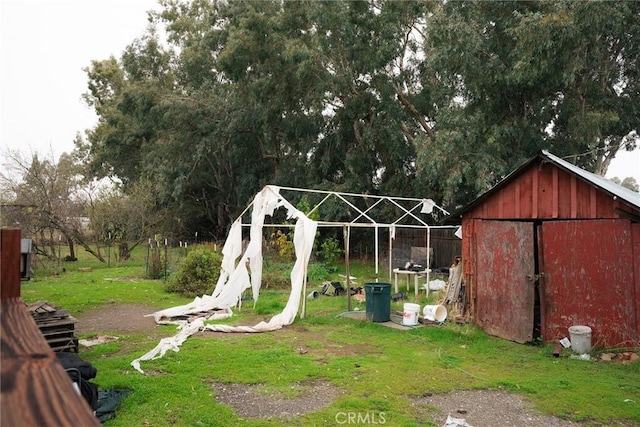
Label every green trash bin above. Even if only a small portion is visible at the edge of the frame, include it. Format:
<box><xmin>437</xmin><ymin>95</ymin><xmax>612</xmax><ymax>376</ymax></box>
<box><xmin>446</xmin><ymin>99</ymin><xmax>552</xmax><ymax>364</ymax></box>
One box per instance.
<box><xmin>364</xmin><ymin>283</ymin><xmax>391</xmax><ymax>322</ymax></box>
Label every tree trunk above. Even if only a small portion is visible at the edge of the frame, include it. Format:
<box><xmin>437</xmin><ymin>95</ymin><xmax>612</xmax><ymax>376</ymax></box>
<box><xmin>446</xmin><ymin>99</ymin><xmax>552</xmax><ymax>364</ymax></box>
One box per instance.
<box><xmin>68</xmin><ymin>239</ymin><xmax>76</xmax><ymax>261</ymax></box>
<box><xmin>119</xmin><ymin>242</ymin><xmax>131</xmax><ymax>261</ymax></box>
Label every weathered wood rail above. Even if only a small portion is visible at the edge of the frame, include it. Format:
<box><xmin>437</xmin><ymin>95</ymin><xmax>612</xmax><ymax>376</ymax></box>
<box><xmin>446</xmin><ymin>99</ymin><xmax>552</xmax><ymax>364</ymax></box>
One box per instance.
<box><xmin>1</xmin><ymin>228</ymin><xmax>100</xmax><ymax>426</ymax></box>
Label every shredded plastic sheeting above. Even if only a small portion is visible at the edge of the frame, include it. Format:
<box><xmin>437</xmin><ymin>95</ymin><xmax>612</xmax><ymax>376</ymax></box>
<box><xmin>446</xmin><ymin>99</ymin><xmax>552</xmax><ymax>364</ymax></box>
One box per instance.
<box><xmin>444</xmin><ymin>415</ymin><xmax>474</xmax><ymax>427</ymax></box>
<box><xmin>131</xmin><ymin>186</ymin><xmax>317</xmax><ymax>373</ymax></box>
<box><xmin>427</xmin><ymin>279</ymin><xmax>446</xmax><ymax>291</ymax></box>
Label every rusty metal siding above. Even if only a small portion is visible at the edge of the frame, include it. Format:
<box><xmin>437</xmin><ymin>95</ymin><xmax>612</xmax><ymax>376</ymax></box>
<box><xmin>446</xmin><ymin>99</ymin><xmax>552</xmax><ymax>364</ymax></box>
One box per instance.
<box><xmin>474</xmin><ymin>220</ymin><xmax>535</xmax><ymax>343</ymax></box>
<box><xmin>539</xmin><ymin>219</ymin><xmax>637</xmax><ymax>347</ymax></box>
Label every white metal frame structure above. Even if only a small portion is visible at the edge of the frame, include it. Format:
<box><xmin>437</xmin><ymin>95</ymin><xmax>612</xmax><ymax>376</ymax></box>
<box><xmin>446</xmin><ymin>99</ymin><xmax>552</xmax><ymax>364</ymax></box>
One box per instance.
<box><xmin>237</xmin><ymin>185</ymin><xmax>455</xmax><ymax>308</ymax></box>
<box><xmin>131</xmin><ymin>185</ymin><xmax>457</xmax><ymax>373</ymax></box>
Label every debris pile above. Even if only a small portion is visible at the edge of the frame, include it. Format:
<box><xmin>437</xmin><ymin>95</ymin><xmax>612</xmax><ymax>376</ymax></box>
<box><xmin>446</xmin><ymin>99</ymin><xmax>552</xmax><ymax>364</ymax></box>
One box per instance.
<box><xmin>27</xmin><ymin>301</ymin><xmax>78</xmax><ymax>353</ymax></box>
<box><xmin>599</xmin><ymin>352</ymin><xmax>639</xmax><ymax>364</ymax></box>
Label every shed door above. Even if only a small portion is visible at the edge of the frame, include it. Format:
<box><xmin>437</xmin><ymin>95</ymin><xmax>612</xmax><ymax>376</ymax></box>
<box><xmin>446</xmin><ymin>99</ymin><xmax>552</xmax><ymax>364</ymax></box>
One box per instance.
<box><xmin>539</xmin><ymin>219</ymin><xmax>636</xmax><ymax>346</ymax></box>
<box><xmin>475</xmin><ymin>220</ymin><xmax>535</xmax><ymax>343</ymax></box>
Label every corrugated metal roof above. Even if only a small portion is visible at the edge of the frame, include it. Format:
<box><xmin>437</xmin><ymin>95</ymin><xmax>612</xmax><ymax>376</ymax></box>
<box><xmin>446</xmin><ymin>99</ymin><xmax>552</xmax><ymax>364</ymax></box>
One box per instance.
<box><xmin>444</xmin><ymin>150</ymin><xmax>640</xmax><ymax>222</ymax></box>
<box><xmin>540</xmin><ymin>150</ymin><xmax>640</xmax><ymax>211</ymax></box>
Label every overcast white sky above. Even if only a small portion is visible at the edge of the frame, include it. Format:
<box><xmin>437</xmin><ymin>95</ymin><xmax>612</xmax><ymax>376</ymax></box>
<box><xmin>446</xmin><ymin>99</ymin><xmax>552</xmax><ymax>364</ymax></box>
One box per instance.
<box><xmin>1</xmin><ymin>0</ymin><xmax>639</xmax><ymax>182</ymax></box>
<box><xmin>1</xmin><ymin>0</ymin><xmax>158</xmax><ymax>157</ymax></box>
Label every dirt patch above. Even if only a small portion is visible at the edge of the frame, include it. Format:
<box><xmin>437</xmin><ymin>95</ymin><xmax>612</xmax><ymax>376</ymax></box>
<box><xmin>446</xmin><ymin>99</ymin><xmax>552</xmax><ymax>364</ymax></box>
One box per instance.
<box><xmin>211</xmin><ymin>380</ymin><xmax>341</xmax><ymax>419</ymax></box>
<box><xmin>412</xmin><ymin>389</ymin><xmax>579</xmax><ymax>426</ymax></box>
<box><xmin>74</xmin><ymin>303</ymin><xmax>161</xmax><ymax>336</ymax></box>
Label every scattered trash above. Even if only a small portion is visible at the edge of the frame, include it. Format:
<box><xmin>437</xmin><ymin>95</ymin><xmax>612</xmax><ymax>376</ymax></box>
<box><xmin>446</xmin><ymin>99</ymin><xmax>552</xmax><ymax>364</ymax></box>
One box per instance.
<box><xmin>569</xmin><ymin>354</ymin><xmax>591</xmax><ymax>361</ymax></box>
<box><xmin>391</xmin><ymin>291</ymin><xmax>407</xmax><ymax>301</ymax></box>
<box><xmin>307</xmin><ymin>291</ymin><xmax>319</xmax><ymax>299</ymax></box>
<box><xmin>559</xmin><ymin>337</ymin><xmax>571</xmax><ymax>348</ymax></box>
<box><xmin>79</xmin><ymin>335</ymin><xmax>120</xmax><ymax>347</ymax></box>
<box><xmin>423</xmin><ymin>304</ymin><xmax>447</xmax><ymax>322</ymax></box>
<box><xmin>599</xmin><ymin>352</ymin><xmax>639</xmax><ymax>364</ymax></box>
<box><xmin>568</xmin><ymin>325</ymin><xmax>592</xmax><ymax>354</ymax></box>
<box><xmin>444</xmin><ymin>414</ymin><xmax>474</xmax><ymax>427</ymax></box>
<box><xmin>428</xmin><ymin>279</ymin><xmax>446</xmax><ymax>291</ymax></box>
<box><xmin>321</xmin><ymin>281</ymin><xmax>345</xmax><ymax>296</ymax></box>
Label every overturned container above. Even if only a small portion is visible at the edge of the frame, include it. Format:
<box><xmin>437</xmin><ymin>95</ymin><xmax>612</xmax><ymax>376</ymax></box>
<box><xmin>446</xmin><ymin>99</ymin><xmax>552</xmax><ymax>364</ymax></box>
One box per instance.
<box><xmin>423</xmin><ymin>304</ymin><xmax>447</xmax><ymax>322</ymax></box>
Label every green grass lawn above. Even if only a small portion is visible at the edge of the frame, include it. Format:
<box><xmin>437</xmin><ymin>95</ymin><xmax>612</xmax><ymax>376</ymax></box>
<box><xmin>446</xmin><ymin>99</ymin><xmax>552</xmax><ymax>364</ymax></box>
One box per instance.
<box><xmin>20</xmin><ymin>249</ymin><xmax>640</xmax><ymax>426</ymax></box>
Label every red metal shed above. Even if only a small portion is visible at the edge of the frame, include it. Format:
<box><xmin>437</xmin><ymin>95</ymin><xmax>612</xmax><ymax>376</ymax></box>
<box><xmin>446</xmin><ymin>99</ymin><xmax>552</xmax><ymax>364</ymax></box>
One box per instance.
<box><xmin>449</xmin><ymin>151</ymin><xmax>640</xmax><ymax>348</ymax></box>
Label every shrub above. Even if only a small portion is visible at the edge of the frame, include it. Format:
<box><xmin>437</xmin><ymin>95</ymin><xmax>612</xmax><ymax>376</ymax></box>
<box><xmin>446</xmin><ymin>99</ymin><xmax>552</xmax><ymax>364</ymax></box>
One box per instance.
<box><xmin>260</xmin><ymin>261</ymin><xmax>336</xmax><ymax>290</ymax></box>
<box><xmin>307</xmin><ymin>262</ymin><xmax>336</xmax><ymax>283</ymax></box>
<box><xmin>318</xmin><ymin>237</ymin><xmax>343</xmax><ymax>265</ymax></box>
<box><xmin>261</xmin><ymin>261</ymin><xmax>293</xmax><ymax>289</ymax></box>
<box><xmin>269</xmin><ymin>229</ymin><xmax>295</xmax><ymax>260</ymax></box>
<box><xmin>165</xmin><ymin>247</ymin><xmax>222</xmax><ymax>297</ymax></box>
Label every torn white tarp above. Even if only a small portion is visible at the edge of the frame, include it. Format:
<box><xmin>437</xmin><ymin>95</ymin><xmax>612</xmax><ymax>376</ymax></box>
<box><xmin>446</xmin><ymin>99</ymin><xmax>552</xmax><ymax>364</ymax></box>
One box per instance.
<box><xmin>131</xmin><ymin>185</ymin><xmax>318</xmax><ymax>373</ymax></box>
<box><xmin>444</xmin><ymin>415</ymin><xmax>474</xmax><ymax>427</ymax></box>
<box><xmin>211</xmin><ymin>219</ymin><xmax>242</xmax><ymax>298</ymax></box>
<box><xmin>131</xmin><ymin>318</ymin><xmax>205</xmax><ymax>373</ymax></box>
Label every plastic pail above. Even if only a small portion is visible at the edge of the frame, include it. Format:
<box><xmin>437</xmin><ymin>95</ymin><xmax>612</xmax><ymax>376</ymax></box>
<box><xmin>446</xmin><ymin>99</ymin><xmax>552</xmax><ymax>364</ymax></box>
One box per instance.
<box><xmin>364</xmin><ymin>283</ymin><xmax>391</xmax><ymax>322</ymax></box>
<box><xmin>402</xmin><ymin>303</ymin><xmax>420</xmax><ymax>326</ymax></box>
<box><xmin>423</xmin><ymin>304</ymin><xmax>447</xmax><ymax>322</ymax></box>
<box><xmin>568</xmin><ymin>325</ymin><xmax>592</xmax><ymax>354</ymax></box>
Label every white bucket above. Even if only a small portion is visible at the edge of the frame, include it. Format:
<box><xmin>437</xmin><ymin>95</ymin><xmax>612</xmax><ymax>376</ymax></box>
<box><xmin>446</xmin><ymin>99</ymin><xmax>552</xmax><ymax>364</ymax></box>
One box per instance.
<box><xmin>402</xmin><ymin>303</ymin><xmax>420</xmax><ymax>326</ymax></box>
<box><xmin>568</xmin><ymin>325</ymin><xmax>592</xmax><ymax>354</ymax></box>
<box><xmin>423</xmin><ymin>304</ymin><xmax>447</xmax><ymax>322</ymax></box>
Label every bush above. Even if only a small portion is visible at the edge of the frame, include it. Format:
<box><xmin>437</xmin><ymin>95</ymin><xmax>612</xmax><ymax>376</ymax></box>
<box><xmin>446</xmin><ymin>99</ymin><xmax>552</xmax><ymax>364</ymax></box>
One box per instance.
<box><xmin>261</xmin><ymin>261</ymin><xmax>293</xmax><ymax>289</ymax></box>
<box><xmin>307</xmin><ymin>262</ymin><xmax>336</xmax><ymax>282</ymax></box>
<box><xmin>165</xmin><ymin>247</ymin><xmax>222</xmax><ymax>297</ymax></box>
<box><xmin>318</xmin><ymin>237</ymin><xmax>343</xmax><ymax>265</ymax></box>
<box><xmin>260</xmin><ymin>261</ymin><xmax>336</xmax><ymax>290</ymax></box>
<box><xmin>269</xmin><ymin>229</ymin><xmax>295</xmax><ymax>261</ymax></box>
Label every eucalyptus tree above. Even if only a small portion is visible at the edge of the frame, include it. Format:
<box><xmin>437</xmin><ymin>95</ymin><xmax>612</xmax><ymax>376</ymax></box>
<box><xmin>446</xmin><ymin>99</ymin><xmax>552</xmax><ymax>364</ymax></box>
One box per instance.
<box><xmin>303</xmin><ymin>0</ymin><xmax>436</xmax><ymax>198</ymax></box>
<box><xmin>418</xmin><ymin>0</ymin><xmax>640</xmax><ymax>207</ymax></box>
<box><xmin>81</xmin><ymin>0</ymin><xmax>439</xmax><ymax>237</ymax></box>
<box><xmin>82</xmin><ymin>0</ymin><xmax>640</xmax><ymax>236</ymax></box>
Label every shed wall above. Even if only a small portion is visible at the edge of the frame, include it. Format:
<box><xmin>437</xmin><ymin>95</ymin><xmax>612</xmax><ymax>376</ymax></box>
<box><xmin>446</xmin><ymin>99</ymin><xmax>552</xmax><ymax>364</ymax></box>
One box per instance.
<box><xmin>539</xmin><ymin>219</ymin><xmax>638</xmax><ymax>347</ymax></box>
<box><xmin>468</xmin><ymin>163</ymin><xmax>637</xmax><ymax>220</ymax></box>
<box><xmin>460</xmin><ymin>161</ymin><xmax>640</xmax><ymax>347</ymax></box>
